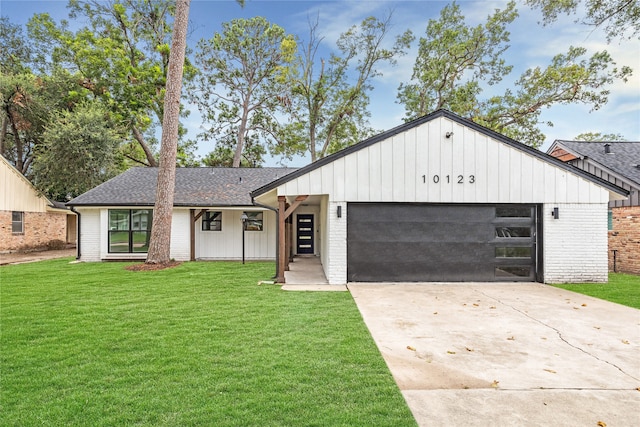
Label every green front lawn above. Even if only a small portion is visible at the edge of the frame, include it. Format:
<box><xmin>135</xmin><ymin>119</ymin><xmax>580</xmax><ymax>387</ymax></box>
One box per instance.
<box><xmin>1</xmin><ymin>259</ymin><xmax>416</xmax><ymax>426</ymax></box>
<box><xmin>553</xmin><ymin>273</ymin><xmax>640</xmax><ymax>309</ymax></box>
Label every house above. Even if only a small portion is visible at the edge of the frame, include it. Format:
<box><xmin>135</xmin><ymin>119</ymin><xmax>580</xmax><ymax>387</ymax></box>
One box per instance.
<box><xmin>66</xmin><ymin>167</ymin><xmax>296</xmax><ymax>262</ymax></box>
<box><xmin>251</xmin><ymin>110</ymin><xmax>627</xmax><ymax>284</ymax></box>
<box><xmin>68</xmin><ymin>110</ymin><xmax>628</xmax><ymax>284</ymax></box>
<box><xmin>548</xmin><ymin>141</ymin><xmax>639</xmax><ymax>274</ymax></box>
<box><xmin>1</xmin><ymin>155</ymin><xmax>76</xmax><ymax>252</ymax></box>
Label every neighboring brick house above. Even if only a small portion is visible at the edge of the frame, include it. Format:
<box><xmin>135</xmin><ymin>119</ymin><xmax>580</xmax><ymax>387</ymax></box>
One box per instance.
<box><xmin>548</xmin><ymin>141</ymin><xmax>640</xmax><ymax>274</ymax></box>
<box><xmin>0</xmin><ymin>155</ymin><xmax>76</xmax><ymax>252</ymax></box>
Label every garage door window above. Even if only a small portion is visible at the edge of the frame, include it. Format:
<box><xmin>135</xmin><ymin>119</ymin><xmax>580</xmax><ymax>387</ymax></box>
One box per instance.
<box><xmin>495</xmin><ymin>247</ymin><xmax>532</xmax><ymax>258</ymax></box>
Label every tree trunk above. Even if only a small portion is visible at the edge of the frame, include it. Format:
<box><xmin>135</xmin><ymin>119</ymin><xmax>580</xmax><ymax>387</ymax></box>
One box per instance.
<box><xmin>145</xmin><ymin>0</ymin><xmax>190</xmax><ymax>264</ymax></box>
<box><xmin>0</xmin><ymin>113</ymin><xmax>7</xmax><ymax>157</ymax></box>
<box><xmin>132</xmin><ymin>125</ymin><xmax>158</xmax><ymax>167</ymax></box>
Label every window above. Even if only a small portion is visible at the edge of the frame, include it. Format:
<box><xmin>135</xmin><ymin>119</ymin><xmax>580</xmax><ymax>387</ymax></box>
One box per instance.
<box><xmin>12</xmin><ymin>211</ymin><xmax>24</xmax><ymax>234</ymax></box>
<box><xmin>202</xmin><ymin>211</ymin><xmax>222</xmax><ymax>231</ymax></box>
<box><xmin>243</xmin><ymin>211</ymin><xmax>263</xmax><ymax>231</ymax></box>
<box><xmin>108</xmin><ymin>209</ymin><xmax>152</xmax><ymax>253</ymax></box>
<box><xmin>608</xmin><ymin>210</ymin><xmax>613</xmax><ymax>231</ymax></box>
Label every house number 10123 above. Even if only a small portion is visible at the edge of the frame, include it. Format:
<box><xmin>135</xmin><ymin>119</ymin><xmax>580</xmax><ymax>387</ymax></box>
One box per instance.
<box><xmin>422</xmin><ymin>175</ymin><xmax>475</xmax><ymax>184</ymax></box>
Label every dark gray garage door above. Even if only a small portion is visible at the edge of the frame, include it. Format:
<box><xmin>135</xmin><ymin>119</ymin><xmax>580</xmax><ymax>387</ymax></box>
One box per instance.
<box><xmin>347</xmin><ymin>203</ymin><xmax>540</xmax><ymax>282</ymax></box>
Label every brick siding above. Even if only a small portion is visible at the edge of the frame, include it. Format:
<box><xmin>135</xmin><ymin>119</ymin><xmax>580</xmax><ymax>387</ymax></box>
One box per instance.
<box><xmin>543</xmin><ymin>203</ymin><xmax>609</xmax><ymax>283</ymax></box>
<box><xmin>609</xmin><ymin>206</ymin><xmax>640</xmax><ymax>275</ymax></box>
<box><xmin>0</xmin><ymin>210</ymin><xmax>67</xmax><ymax>252</ymax></box>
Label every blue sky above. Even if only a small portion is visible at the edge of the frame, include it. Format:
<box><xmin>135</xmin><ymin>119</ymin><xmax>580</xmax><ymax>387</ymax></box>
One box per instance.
<box><xmin>2</xmin><ymin>0</ymin><xmax>639</xmax><ymax>166</ymax></box>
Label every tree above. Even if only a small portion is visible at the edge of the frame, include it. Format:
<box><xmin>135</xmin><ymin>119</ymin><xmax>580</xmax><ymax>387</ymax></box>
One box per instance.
<box><xmin>190</xmin><ymin>17</ymin><xmax>295</xmax><ymax>167</ymax></box>
<box><xmin>145</xmin><ymin>0</ymin><xmax>190</xmax><ymax>265</ymax></box>
<box><xmin>574</xmin><ymin>132</ymin><xmax>626</xmax><ymax>141</ymax></box>
<box><xmin>398</xmin><ymin>1</ymin><xmax>632</xmax><ymax>148</ymax></box>
<box><xmin>31</xmin><ymin>101</ymin><xmax>123</xmax><ymax>200</ymax></box>
<box><xmin>277</xmin><ymin>14</ymin><xmax>413</xmax><ymax>162</ymax></box>
<box><xmin>526</xmin><ymin>0</ymin><xmax>640</xmax><ymax>42</ymax></box>
<box><xmin>202</xmin><ymin>132</ymin><xmax>266</xmax><ymax>167</ymax></box>
<box><xmin>28</xmin><ymin>0</ymin><xmax>198</xmax><ymax>167</ymax></box>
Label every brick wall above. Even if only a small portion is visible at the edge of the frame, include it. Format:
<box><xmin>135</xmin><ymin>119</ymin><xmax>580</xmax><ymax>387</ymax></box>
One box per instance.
<box><xmin>326</xmin><ymin>201</ymin><xmax>347</xmax><ymax>285</ymax></box>
<box><xmin>543</xmin><ymin>203</ymin><xmax>609</xmax><ymax>283</ymax></box>
<box><xmin>0</xmin><ymin>210</ymin><xmax>67</xmax><ymax>252</ymax></box>
<box><xmin>609</xmin><ymin>206</ymin><xmax>640</xmax><ymax>275</ymax></box>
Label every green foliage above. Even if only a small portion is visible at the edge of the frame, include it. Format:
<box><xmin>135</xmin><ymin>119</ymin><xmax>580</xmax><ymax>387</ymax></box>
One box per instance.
<box><xmin>574</xmin><ymin>131</ymin><xmax>626</xmax><ymax>141</ymax></box>
<box><xmin>31</xmin><ymin>101</ymin><xmax>124</xmax><ymax>200</ymax></box>
<box><xmin>279</xmin><ymin>14</ymin><xmax>412</xmax><ymax>162</ymax></box>
<box><xmin>190</xmin><ymin>17</ymin><xmax>295</xmax><ymax>168</ymax></box>
<box><xmin>398</xmin><ymin>1</ymin><xmax>633</xmax><ymax>148</ymax></box>
<box><xmin>27</xmin><ymin>0</ymin><xmax>199</xmax><ymax>167</ymax></box>
<box><xmin>202</xmin><ymin>132</ymin><xmax>266</xmax><ymax>167</ymax></box>
<box><xmin>398</xmin><ymin>2</ymin><xmax>517</xmax><ymax>117</ymax></box>
<box><xmin>0</xmin><ymin>260</ymin><xmax>416</xmax><ymax>426</ymax></box>
<box><xmin>526</xmin><ymin>0</ymin><xmax>640</xmax><ymax>42</ymax></box>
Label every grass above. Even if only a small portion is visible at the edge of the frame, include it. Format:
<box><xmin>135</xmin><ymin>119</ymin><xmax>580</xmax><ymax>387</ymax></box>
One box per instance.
<box><xmin>1</xmin><ymin>259</ymin><xmax>416</xmax><ymax>426</ymax></box>
<box><xmin>553</xmin><ymin>273</ymin><xmax>640</xmax><ymax>309</ymax></box>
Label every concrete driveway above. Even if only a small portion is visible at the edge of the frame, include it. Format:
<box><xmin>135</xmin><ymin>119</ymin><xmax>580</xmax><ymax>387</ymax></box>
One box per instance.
<box><xmin>349</xmin><ymin>283</ymin><xmax>640</xmax><ymax>427</ymax></box>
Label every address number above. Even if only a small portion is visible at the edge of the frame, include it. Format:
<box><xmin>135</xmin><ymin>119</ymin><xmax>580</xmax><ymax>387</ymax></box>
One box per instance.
<box><xmin>422</xmin><ymin>175</ymin><xmax>475</xmax><ymax>184</ymax></box>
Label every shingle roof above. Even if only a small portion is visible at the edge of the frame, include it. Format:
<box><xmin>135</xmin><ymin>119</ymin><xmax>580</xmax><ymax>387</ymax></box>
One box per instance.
<box><xmin>67</xmin><ymin>167</ymin><xmax>297</xmax><ymax>207</ymax></box>
<box><xmin>553</xmin><ymin>141</ymin><xmax>640</xmax><ymax>187</ymax></box>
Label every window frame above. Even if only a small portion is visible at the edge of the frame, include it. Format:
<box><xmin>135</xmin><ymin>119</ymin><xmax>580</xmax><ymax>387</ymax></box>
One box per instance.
<box><xmin>243</xmin><ymin>211</ymin><xmax>264</xmax><ymax>232</ymax></box>
<box><xmin>108</xmin><ymin>209</ymin><xmax>153</xmax><ymax>254</ymax></box>
<box><xmin>202</xmin><ymin>211</ymin><xmax>222</xmax><ymax>231</ymax></box>
<box><xmin>11</xmin><ymin>211</ymin><xmax>24</xmax><ymax>234</ymax></box>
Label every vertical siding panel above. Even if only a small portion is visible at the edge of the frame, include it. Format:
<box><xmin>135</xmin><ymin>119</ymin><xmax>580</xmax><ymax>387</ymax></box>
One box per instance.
<box><xmin>357</xmin><ymin>149</ymin><xmax>369</xmax><ymax>201</ymax></box>
<box><xmin>309</xmin><ymin>168</ymin><xmax>322</xmax><ymax>194</ymax></box>
<box><xmin>555</xmin><ymin>168</ymin><xmax>567</xmax><ymax>203</ymax></box>
<box><xmin>369</xmin><ymin>143</ymin><xmax>382</xmax><ymax>201</ymax></box>
<box><xmin>392</xmin><ymin>135</ymin><xmax>405</xmax><ymax>201</ymax></box>
<box><xmin>380</xmin><ymin>139</ymin><xmax>394</xmax><ymax>201</ymax></box>
<box><xmin>333</xmin><ymin>158</ymin><xmax>345</xmax><ymax>200</ymax></box>
<box><xmin>486</xmin><ymin>136</ymin><xmax>499</xmax><ymax>202</ymax></box>
<box><xmin>415</xmin><ymin>124</ymin><xmax>429</xmax><ymax>202</ymax></box>
<box><xmin>473</xmin><ymin>133</ymin><xmax>488</xmax><ymax>202</ymax></box>
<box><xmin>440</xmin><ymin>122</ymin><xmax>454</xmax><ymax>203</ymax></box>
<box><xmin>520</xmin><ymin>154</ymin><xmax>534</xmax><ymax>201</ymax></box>
<box><xmin>498</xmin><ymin>143</ymin><xmax>511</xmax><ymax>202</ymax></box>
<box><xmin>544</xmin><ymin>163</ymin><xmax>556</xmax><ymax>202</ymax></box>
<box><xmin>510</xmin><ymin>151</ymin><xmax>522</xmax><ymax>202</ymax></box>
<box><xmin>455</xmin><ymin>128</ymin><xmax>477</xmax><ymax>202</ymax></box>
<box><xmin>344</xmin><ymin>152</ymin><xmax>359</xmax><ymax>201</ymax></box>
<box><xmin>427</xmin><ymin>120</ymin><xmax>441</xmax><ymax>202</ymax></box>
<box><xmin>531</xmin><ymin>154</ymin><xmax>545</xmax><ymax>202</ymax></box>
<box><xmin>404</xmin><ymin>128</ymin><xmax>417</xmax><ymax>202</ymax></box>
<box><xmin>321</xmin><ymin>163</ymin><xmax>334</xmax><ymax>199</ymax></box>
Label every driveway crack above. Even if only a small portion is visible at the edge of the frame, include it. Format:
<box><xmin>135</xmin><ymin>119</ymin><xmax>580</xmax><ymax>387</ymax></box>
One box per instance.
<box><xmin>475</xmin><ymin>289</ymin><xmax>639</xmax><ymax>382</ymax></box>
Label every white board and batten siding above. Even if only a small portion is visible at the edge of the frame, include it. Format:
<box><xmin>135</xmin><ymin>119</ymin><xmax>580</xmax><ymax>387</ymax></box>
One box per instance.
<box><xmin>279</xmin><ymin>117</ymin><xmax>611</xmax><ymax>205</ymax></box>
<box><xmin>77</xmin><ymin>207</ymin><xmax>276</xmax><ymax>262</ymax></box>
<box><xmin>274</xmin><ymin>115</ymin><xmax>618</xmax><ymax>284</ymax></box>
<box><xmin>196</xmin><ymin>209</ymin><xmax>276</xmax><ymax>260</ymax></box>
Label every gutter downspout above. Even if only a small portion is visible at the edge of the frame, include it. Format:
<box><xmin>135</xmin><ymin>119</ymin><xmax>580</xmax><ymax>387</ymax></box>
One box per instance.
<box><xmin>251</xmin><ymin>198</ymin><xmax>279</xmax><ymax>280</ymax></box>
<box><xmin>69</xmin><ymin>206</ymin><xmax>81</xmax><ymax>260</ymax></box>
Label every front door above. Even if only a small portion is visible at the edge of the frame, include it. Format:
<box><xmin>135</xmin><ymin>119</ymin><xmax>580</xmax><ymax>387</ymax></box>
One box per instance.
<box><xmin>296</xmin><ymin>214</ymin><xmax>314</xmax><ymax>254</ymax></box>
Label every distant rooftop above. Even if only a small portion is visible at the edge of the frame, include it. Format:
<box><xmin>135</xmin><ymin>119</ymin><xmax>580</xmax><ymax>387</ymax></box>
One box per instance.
<box><xmin>552</xmin><ymin>141</ymin><xmax>640</xmax><ymax>187</ymax></box>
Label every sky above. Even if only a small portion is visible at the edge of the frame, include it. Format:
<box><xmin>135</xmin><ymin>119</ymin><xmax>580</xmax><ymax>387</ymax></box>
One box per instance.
<box><xmin>2</xmin><ymin>0</ymin><xmax>639</xmax><ymax>167</ymax></box>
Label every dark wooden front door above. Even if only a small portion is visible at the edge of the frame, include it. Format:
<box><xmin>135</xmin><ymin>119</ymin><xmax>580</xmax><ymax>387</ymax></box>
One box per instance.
<box><xmin>296</xmin><ymin>214</ymin><xmax>314</xmax><ymax>254</ymax></box>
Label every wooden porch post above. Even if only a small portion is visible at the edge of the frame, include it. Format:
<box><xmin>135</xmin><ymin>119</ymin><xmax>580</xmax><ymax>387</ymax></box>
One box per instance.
<box><xmin>277</xmin><ymin>196</ymin><xmax>287</xmax><ymax>283</ymax></box>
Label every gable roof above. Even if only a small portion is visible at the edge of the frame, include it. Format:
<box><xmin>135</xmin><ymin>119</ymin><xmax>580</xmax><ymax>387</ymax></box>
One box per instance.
<box><xmin>549</xmin><ymin>140</ymin><xmax>640</xmax><ymax>187</ymax></box>
<box><xmin>67</xmin><ymin>167</ymin><xmax>297</xmax><ymax>207</ymax></box>
<box><xmin>251</xmin><ymin>109</ymin><xmax>629</xmax><ymax>198</ymax></box>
